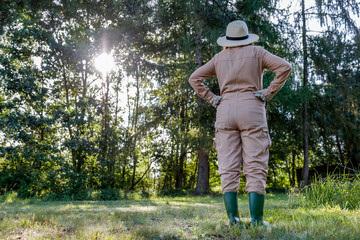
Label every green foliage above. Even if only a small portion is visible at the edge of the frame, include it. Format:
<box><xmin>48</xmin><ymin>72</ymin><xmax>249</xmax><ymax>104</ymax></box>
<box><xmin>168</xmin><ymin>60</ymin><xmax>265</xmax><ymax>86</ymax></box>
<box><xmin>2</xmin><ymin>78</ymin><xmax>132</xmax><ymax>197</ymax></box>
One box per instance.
<box><xmin>0</xmin><ymin>0</ymin><xmax>359</xmax><ymax>199</ymax></box>
<box><xmin>289</xmin><ymin>174</ymin><xmax>360</xmax><ymax>210</ymax></box>
<box><xmin>5</xmin><ymin>189</ymin><xmax>155</xmax><ymax>202</ymax></box>
<box><xmin>0</xmin><ymin>191</ymin><xmax>19</xmax><ymax>203</ymax></box>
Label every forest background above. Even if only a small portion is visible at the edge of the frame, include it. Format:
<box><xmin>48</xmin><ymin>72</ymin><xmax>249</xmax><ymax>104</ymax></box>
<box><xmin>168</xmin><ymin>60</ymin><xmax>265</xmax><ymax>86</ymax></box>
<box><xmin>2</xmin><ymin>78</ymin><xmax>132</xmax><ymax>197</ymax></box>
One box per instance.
<box><xmin>0</xmin><ymin>0</ymin><xmax>359</xmax><ymax>200</ymax></box>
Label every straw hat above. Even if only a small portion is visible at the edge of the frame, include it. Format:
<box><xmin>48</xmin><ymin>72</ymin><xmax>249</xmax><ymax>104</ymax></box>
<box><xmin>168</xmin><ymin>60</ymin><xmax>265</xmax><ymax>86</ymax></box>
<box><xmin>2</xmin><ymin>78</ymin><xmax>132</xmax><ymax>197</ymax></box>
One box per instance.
<box><xmin>217</xmin><ymin>20</ymin><xmax>259</xmax><ymax>47</ymax></box>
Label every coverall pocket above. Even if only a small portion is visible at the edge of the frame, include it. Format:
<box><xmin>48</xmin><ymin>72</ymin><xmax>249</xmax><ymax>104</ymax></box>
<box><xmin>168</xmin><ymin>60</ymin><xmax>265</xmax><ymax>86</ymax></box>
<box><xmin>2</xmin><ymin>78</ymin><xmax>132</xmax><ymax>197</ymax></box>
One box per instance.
<box><xmin>213</xmin><ymin>128</ymin><xmax>222</xmax><ymax>152</ymax></box>
<box><xmin>215</xmin><ymin>101</ymin><xmax>229</xmax><ymax>129</ymax></box>
<box><xmin>213</xmin><ymin>129</ymin><xmax>218</xmax><ymax>152</ymax></box>
<box><xmin>263</xmin><ymin>128</ymin><xmax>271</xmax><ymax>149</ymax></box>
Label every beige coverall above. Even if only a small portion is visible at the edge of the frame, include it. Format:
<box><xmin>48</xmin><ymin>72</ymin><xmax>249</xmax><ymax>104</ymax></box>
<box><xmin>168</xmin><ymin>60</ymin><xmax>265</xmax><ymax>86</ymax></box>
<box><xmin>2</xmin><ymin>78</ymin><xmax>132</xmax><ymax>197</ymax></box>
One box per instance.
<box><xmin>188</xmin><ymin>45</ymin><xmax>291</xmax><ymax>195</ymax></box>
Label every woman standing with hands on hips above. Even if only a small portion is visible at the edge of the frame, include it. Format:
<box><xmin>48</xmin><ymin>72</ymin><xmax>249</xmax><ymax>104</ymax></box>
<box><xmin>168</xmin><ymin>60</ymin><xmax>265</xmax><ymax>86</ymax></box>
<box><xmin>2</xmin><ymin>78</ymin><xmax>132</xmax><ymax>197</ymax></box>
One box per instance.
<box><xmin>188</xmin><ymin>20</ymin><xmax>291</xmax><ymax>227</ymax></box>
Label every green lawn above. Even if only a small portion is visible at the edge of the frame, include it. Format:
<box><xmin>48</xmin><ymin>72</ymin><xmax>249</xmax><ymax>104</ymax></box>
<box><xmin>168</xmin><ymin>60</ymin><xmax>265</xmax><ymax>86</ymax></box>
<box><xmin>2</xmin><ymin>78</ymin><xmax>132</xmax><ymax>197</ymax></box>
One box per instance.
<box><xmin>0</xmin><ymin>194</ymin><xmax>359</xmax><ymax>239</ymax></box>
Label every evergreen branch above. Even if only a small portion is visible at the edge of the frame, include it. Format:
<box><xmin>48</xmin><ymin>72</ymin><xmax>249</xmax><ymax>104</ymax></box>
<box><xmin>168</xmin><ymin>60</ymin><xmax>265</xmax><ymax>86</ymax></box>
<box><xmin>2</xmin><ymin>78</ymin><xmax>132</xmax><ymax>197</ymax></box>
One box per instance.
<box><xmin>212</xmin><ymin>0</ymin><xmax>234</xmax><ymax>21</ymax></box>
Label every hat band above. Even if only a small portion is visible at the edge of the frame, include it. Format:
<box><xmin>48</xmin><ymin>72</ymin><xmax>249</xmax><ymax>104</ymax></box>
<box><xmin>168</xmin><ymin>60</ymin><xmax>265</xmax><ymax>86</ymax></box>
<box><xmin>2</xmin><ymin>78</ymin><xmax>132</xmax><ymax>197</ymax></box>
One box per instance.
<box><xmin>226</xmin><ymin>35</ymin><xmax>249</xmax><ymax>41</ymax></box>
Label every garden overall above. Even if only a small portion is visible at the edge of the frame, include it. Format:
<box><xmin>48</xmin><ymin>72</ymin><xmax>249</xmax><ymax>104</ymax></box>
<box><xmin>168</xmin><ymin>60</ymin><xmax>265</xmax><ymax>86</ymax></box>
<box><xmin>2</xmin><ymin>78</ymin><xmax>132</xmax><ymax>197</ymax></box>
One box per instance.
<box><xmin>188</xmin><ymin>20</ymin><xmax>291</xmax><ymax>226</ymax></box>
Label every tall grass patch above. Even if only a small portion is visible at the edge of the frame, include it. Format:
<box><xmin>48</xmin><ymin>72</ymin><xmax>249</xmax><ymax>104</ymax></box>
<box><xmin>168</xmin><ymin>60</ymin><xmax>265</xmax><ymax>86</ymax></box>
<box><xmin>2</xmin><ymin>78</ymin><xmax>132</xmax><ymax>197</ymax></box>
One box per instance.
<box><xmin>290</xmin><ymin>174</ymin><xmax>360</xmax><ymax>210</ymax></box>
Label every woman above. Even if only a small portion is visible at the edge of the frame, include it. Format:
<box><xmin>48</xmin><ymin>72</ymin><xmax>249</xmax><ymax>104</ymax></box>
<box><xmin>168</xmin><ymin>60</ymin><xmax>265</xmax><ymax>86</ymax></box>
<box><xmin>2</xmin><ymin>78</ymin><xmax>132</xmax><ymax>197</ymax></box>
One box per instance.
<box><xmin>188</xmin><ymin>20</ymin><xmax>291</xmax><ymax>226</ymax></box>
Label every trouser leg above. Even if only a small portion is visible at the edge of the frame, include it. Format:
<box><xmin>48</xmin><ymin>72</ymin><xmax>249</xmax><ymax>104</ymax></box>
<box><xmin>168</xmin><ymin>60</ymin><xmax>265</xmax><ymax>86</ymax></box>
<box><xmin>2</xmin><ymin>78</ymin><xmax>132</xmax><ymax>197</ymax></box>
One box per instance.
<box><xmin>214</xmin><ymin>128</ymin><xmax>242</xmax><ymax>194</ymax></box>
<box><xmin>241</xmin><ymin>127</ymin><xmax>271</xmax><ymax>195</ymax></box>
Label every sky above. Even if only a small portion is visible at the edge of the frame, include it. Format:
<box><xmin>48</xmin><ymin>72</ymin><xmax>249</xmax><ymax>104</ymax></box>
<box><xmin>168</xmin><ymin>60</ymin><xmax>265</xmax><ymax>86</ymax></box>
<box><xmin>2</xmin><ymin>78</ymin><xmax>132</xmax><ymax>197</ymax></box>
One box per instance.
<box><xmin>278</xmin><ymin>0</ymin><xmax>325</xmax><ymax>34</ymax></box>
<box><xmin>278</xmin><ymin>0</ymin><xmax>360</xmax><ymax>34</ymax></box>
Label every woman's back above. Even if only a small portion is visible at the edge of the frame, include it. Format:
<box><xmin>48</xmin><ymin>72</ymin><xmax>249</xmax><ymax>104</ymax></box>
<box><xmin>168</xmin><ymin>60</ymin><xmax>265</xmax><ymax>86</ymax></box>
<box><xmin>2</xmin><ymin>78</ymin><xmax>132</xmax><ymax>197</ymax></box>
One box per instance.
<box><xmin>189</xmin><ymin>44</ymin><xmax>291</xmax><ymax>104</ymax></box>
<box><xmin>214</xmin><ymin>45</ymin><xmax>265</xmax><ymax>95</ymax></box>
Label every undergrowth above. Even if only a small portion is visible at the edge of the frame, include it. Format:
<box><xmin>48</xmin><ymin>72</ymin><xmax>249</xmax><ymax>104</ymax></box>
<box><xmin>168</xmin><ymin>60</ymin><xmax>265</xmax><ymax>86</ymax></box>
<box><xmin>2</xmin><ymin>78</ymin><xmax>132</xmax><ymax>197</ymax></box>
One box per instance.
<box><xmin>289</xmin><ymin>174</ymin><xmax>360</xmax><ymax>210</ymax></box>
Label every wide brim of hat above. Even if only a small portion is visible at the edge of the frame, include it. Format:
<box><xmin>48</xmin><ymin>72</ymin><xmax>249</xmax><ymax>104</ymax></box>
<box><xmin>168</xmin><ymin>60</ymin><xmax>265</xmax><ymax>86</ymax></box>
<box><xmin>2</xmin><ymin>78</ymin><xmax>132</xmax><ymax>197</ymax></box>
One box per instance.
<box><xmin>217</xmin><ymin>34</ymin><xmax>259</xmax><ymax>47</ymax></box>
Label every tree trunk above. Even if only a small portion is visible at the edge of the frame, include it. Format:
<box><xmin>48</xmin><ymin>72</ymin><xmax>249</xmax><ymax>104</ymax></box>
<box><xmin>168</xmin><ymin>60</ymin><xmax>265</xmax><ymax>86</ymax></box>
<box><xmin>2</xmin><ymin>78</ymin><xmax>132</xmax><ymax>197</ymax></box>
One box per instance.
<box><xmin>302</xmin><ymin>0</ymin><xmax>310</xmax><ymax>187</ymax></box>
<box><xmin>193</xmin><ymin>32</ymin><xmax>210</xmax><ymax>194</ymax></box>
<box><xmin>130</xmin><ymin>66</ymin><xmax>140</xmax><ymax>190</ymax></box>
<box><xmin>99</xmin><ymin>73</ymin><xmax>112</xmax><ymax>189</ymax></box>
<box><xmin>176</xmin><ymin>150</ymin><xmax>185</xmax><ymax>189</ymax></box>
<box><xmin>131</xmin><ymin>162</ymin><xmax>153</xmax><ymax>189</ymax></box>
<box><xmin>175</xmin><ymin>102</ymin><xmax>187</xmax><ymax>189</ymax></box>
<box><xmin>336</xmin><ymin>134</ymin><xmax>345</xmax><ymax>166</ymax></box>
<box><xmin>195</xmin><ymin>147</ymin><xmax>209</xmax><ymax>194</ymax></box>
<box><xmin>285</xmin><ymin>154</ymin><xmax>292</xmax><ymax>187</ymax></box>
<box><xmin>291</xmin><ymin>150</ymin><xmax>296</xmax><ymax>187</ymax></box>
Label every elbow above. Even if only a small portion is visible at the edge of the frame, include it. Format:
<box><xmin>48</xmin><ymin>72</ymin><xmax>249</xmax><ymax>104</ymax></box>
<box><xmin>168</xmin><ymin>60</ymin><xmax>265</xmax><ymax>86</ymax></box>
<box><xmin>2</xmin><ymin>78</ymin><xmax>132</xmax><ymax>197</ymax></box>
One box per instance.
<box><xmin>188</xmin><ymin>76</ymin><xmax>193</xmax><ymax>85</ymax></box>
<box><xmin>281</xmin><ymin>61</ymin><xmax>292</xmax><ymax>78</ymax></box>
<box><xmin>188</xmin><ymin>78</ymin><xmax>194</xmax><ymax>89</ymax></box>
<box><xmin>286</xmin><ymin>62</ymin><xmax>292</xmax><ymax>74</ymax></box>
<box><xmin>188</xmin><ymin>73</ymin><xmax>197</xmax><ymax>87</ymax></box>
<box><xmin>188</xmin><ymin>73</ymin><xmax>194</xmax><ymax>84</ymax></box>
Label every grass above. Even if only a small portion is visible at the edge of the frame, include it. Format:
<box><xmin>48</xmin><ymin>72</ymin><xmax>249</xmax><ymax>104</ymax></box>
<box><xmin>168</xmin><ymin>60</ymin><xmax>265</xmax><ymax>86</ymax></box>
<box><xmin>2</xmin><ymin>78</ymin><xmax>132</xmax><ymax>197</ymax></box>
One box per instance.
<box><xmin>289</xmin><ymin>174</ymin><xmax>360</xmax><ymax>210</ymax></box>
<box><xmin>0</xmin><ymin>193</ymin><xmax>359</xmax><ymax>239</ymax></box>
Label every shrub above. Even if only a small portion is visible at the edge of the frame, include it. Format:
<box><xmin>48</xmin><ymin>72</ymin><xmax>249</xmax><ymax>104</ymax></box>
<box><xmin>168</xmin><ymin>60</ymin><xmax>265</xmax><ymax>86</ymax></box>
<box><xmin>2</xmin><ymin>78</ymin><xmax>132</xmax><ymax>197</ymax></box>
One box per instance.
<box><xmin>99</xmin><ymin>188</ymin><xmax>122</xmax><ymax>200</ymax></box>
<box><xmin>157</xmin><ymin>189</ymin><xmax>194</xmax><ymax>197</ymax></box>
<box><xmin>0</xmin><ymin>191</ymin><xmax>19</xmax><ymax>203</ymax></box>
<box><xmin>39</xmin><ymin>189</ymin><xmax>154</xmax><ymax>201</ymax></box>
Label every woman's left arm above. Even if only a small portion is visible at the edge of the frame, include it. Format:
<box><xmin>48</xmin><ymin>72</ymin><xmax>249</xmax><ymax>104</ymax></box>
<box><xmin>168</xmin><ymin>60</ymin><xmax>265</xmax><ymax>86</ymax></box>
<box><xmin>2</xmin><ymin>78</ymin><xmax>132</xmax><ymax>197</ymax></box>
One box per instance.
<box><xmin>260</xmin><ymin>49</ymin><xmax>292</xmax><ymax>101</ymax></box>
<box><xmin>188</xmin><ymin>57</ymin><xmax>218</xmax><ymax>106</ymax></box>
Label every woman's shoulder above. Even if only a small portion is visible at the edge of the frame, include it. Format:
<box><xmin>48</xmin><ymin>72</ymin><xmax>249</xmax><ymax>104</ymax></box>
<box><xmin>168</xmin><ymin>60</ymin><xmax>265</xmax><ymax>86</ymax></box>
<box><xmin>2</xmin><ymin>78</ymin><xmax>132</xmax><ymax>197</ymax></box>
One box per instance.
<box><xmin>213</xmin><ymin>45</ymin><xmax>267</xmax><ymax>62</ymax></box>
<box><xmin>234</xmin><ymin>45</ymin><xmax>267</xmax><ymax>56</ymax></box>
<box><xmin>248</xmin><ymin>45</ymin><xmax>269</xmax><ymax>57</ymax></box>
<box><xmin>249</xmin><ymin>45</ymin><xmax>266</xmax><ymax>52</ymax></box>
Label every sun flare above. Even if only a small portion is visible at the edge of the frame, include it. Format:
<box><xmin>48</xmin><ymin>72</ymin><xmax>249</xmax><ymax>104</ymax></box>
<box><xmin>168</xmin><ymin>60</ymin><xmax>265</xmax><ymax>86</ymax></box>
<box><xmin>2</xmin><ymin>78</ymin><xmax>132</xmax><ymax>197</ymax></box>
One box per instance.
<box><xmin>94</xmin><ymin>53</ymin><xmax>115</xmax><ymax>74</ymax></box>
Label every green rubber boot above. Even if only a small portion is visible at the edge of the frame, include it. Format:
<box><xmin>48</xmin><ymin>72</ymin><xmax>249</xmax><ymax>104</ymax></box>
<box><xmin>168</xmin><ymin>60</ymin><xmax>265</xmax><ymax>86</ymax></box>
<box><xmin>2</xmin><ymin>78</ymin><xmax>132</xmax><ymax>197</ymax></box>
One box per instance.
<box><xmin>223</xmin><ymin>192</ymin><xmax>241</xmax><ymax>226</ymax></box>
<box><xmin>249</xmin><ymin>192</ymin><xmax>269</xmax><ymax>227</ymax></box>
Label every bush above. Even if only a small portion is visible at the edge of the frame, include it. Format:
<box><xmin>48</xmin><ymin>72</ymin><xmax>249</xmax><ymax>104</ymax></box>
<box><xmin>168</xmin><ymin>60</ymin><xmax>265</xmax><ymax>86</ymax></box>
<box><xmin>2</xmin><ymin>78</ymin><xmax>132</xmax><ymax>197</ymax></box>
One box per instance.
<box><xmin>38</xmin><ymin>189</ymin><xmax>155</xmax><ymax>201</ymax></box>
<box><xmin>0</xmin><ymin>191</ymin><xmax>19</xmax><ymax>203</ymax></box>
<box><xmin>267</xmin><ymin>186</ymin><xmax>288</xmax><ymax>194</ymax></box>
<box><xmin>99</xmin><ymin>188</ymin><xmax>122</xmax><ymax>200</ymax></box>
<box><xmin>157</xmin><ymin>189</ymin><xmax>194</xmax><ymax>197</ymax></box>
<box><xmin>289</xmin><ymin>174</ymin><xmax>360</xmax><ymax>210</ymax></box>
